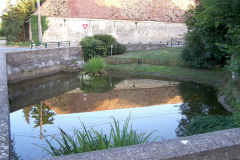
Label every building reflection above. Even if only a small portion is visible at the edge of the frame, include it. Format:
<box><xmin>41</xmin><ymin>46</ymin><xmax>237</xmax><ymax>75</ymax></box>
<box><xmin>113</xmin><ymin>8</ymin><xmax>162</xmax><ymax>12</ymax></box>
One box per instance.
<box><xmin>43</xmin><ymin>78</ymin><xmax>182</xmax><ymax>114</ymax></box>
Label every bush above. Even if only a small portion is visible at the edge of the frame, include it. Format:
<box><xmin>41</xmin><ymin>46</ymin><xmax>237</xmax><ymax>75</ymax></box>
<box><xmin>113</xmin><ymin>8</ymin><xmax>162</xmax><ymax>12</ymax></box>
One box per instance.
<box><xmin>112</xmin><ymin>42</ymin><xmax>126</xmax><ymax>55</ymax></box>
<box><xmin>80</xmin><ymin>37</ymin><xmax>107</xmax><ymax>60</ymax></box>
<box><xmin>80</xmin><ymin>34</ymin><xmax>126</xmax><ymax>60</ymax></box>
<box><xmin>0</xmin><ymin>27</ymin><xmax>4</xmax><ymax>37</ymax></box>
<box><xmin>181</xmin><ymin>29</ymin><xmax>212</xmax><ymax>68</ymax></box>
<box><xmin>83</xmin><ymin>57</ymin><xmax>106</xmax><ymax>74</ymax></box>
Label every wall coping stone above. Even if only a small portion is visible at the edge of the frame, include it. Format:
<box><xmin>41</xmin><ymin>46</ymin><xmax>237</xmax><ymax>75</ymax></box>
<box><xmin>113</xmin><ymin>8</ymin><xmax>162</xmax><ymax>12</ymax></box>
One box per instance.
<box><xmin>0</xmin><ymin>52</ymin><xmax>10</xmax><ymax>160</ymax></box>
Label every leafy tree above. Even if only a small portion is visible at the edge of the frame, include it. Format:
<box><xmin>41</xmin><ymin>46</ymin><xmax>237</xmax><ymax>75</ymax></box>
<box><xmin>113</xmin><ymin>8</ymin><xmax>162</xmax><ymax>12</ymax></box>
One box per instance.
<box><xmin>182</xmin><ymin>0</ymin><xmax>240</xmax><ymax>74</ymax></box>
<box><xmin>2</xmin><ymin>0</ymin><xmax>36</xmax><ymax>42</ymax></box>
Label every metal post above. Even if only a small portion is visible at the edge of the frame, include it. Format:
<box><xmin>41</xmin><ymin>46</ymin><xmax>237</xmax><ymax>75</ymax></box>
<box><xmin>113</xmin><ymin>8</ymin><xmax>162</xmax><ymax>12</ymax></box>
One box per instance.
<box><xmin>45</xmin><ymin>43</ymin><xmax>47</xmax><ymax>48</ymax></box>
<box><xmin>40</xmin><ymin>102</ymin><xmax>43</xmax><ymax>140</ymax></box>
<box><xmin>178</xmin><ymin>41</ymin><xmax>180</xmax><ymax>46</ymax></box>
<box><xmin>111</xmin><ymin>44</ymin><xmax>113</xmax><ymax>56</ymax></box>
<box><xmin>58</xmin><ymin>42</ymin><xmax>60</xmax><ymax>47</ymax></box>
<box><xmin>110</xmin><ymin>77</ymin><xmax>112</xmax><ymax>87</ymax></box>
<box><xmin>171</xmin><ymin>38</ymin><xmax>172</xmax><ymax>46</ymax></box>
<box><xmin>31</xmin><ymin>43</ymin><xmax>32</xmax><ymax>49</ymax></box>
<box><xmin>167</xmin><ymin>42</ymin><xmax>169</xmax><ymax>46</ymax></box>
<box><xmin>69</xmin><ymin>41</ymin><xmax>70</xmax><ymax>46</ymax></box>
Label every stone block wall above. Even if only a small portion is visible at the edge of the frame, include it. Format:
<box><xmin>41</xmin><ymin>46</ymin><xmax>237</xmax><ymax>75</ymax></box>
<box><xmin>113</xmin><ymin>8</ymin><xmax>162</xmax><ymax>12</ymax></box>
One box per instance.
<box><xmin>41</xmin><ymin>17</ymin><xmax>187</xmax><ymax>45</ymax></box>
<box><xmin>6</xmin><ymin>46</ymin><xmax>83</xmax><ymax>82</ymax></box>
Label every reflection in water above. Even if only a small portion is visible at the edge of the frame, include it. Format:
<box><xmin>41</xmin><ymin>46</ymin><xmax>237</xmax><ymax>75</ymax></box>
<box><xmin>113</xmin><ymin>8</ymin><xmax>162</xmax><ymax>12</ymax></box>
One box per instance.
<box><xmin>9</xmin><ymin>73</ymin><xmax>230</xmax><ymax>160</ymax></box>
<box><xmin>31</xmin><ymin>103</ymin><xmax>56</xmax><ymax>128</ymax></box>
<box><xmin>44</xmin><ymin>76</ymin><xmax>182</xmax><ymax>114</ymax></box>
<box><xmin>175</xmin><ymin>82</ymin><xmax>231</xmax><ymax>137</ymax></box>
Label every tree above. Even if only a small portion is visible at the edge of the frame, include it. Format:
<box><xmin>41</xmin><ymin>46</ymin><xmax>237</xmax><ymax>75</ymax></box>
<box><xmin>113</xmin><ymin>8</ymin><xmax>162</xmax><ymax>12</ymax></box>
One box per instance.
<box><xmin>2</xmin><ymin>0</ymin><xmax>36</xmax><ymax>42</ymax></box>
<box><xmin>182</xmin><ymin>0</ymin><xmax>240</xmax><ymax>75</ymax></box>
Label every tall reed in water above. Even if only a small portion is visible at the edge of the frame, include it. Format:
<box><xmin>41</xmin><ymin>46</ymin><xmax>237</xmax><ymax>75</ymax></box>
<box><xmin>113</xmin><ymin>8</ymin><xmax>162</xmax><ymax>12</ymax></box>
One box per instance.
<box><xmin>38</xmin><ymin>114</ymin><xmax>159</xmax><ymax>157</ymax></box>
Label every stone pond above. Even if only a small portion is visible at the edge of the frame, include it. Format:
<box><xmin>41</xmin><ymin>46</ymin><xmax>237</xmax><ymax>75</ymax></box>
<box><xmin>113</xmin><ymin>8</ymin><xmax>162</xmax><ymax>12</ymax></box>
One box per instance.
<box><xmin>8</xmin><ymin>71</ymin><xmax>231</xmax><ymax>159</ymax></box>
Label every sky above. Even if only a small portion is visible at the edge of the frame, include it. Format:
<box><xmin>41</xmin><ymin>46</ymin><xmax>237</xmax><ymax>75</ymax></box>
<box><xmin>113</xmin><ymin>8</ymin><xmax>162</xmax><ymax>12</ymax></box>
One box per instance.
<box><xmin>0</xmin><ymin>0</ymin><xmax>17</xmax><ymax>15</ymax></box>
<box><xmin>0</xmin><ymin>0</ymin><xmax>17</xmax><ymax>22</ymax></box>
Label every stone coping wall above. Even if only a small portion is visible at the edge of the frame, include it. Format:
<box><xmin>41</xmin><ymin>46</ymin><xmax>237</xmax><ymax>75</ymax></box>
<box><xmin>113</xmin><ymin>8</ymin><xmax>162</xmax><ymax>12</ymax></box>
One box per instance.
<box><xmin>6</xmin><ymin>46</ymin><xmax>83</xmax><ymax>83</ymax></box>
<box><xmin>105</xmin><ymin>57</ymin><xmax>184</xmax><ymax>67</ymax></box>
<box><xmin>42</xmin><ymin>128</ymin><xmax>240</xmax><ymax>160</ymax></box>
<box><xmin>0</xmin><ymin>52</ymin><xmax>10</xmax><ymax>160</ymax></box>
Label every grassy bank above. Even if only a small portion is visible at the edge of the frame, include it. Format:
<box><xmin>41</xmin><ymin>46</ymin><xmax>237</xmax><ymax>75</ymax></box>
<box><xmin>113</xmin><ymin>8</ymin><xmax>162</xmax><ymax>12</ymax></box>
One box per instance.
<box><xmin>105</xmin><ymin>64</ymin><xmax>230</xmax><ymax>87</ymax></box>
<box><xmin>106</xmin><ymin>47</ymin><xmax>232</xmax><ymax>88</ymax></box>
<box><xmin>0</xmin><ymin>37</ymin><xmax>6</xmax><ymax>40</ymax></box>
<box><xmin>112</xmin><ymin>47</ymin><xmax>182</xmax><ymax>61</ymax></box>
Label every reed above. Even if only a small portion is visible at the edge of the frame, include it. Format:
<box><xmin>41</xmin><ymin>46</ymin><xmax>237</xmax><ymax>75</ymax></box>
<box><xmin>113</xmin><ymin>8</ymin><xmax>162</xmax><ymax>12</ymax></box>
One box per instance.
<box><xmin>183</xmin><ymin>115</ymin><xmax>238</xmax><ymax>136</ymax></box>
<box><xmin>38</xmin><ymin>114</ymin><xmax>159</xmax><ymax>157</ymax></box>
<box><xmin>83</xmin><ymin>56</ymin><xmax>106</xmax><ymax>74</ymax></box>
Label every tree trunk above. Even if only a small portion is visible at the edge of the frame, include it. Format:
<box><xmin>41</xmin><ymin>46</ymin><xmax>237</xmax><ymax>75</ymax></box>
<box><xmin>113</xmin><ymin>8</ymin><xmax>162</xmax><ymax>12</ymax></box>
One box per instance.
<box><xmin>37</xmin><ymin>0</ymin><xmax>43</xmax><ymax>45</ymax></box>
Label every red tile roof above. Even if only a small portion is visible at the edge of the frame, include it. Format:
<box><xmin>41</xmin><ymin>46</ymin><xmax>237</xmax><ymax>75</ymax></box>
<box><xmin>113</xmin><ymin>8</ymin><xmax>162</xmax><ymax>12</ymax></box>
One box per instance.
<box><xmin>35</xmin><ymin>0</ymin><xmax>195</xmax><ymax>23</ymax></box>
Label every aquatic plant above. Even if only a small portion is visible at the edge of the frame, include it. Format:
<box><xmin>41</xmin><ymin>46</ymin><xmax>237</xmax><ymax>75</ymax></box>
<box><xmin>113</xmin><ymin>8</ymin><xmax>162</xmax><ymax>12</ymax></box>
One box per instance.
<box><xmin>83</xmin><ymin>56</ymin><xmax>106</xmax><ymax>74</ymax></box>
<box><xmin>38</xmin><ymin>114</ymin><xmax>159</xmax><ymax>157</ymax></box>
<box><xmin>182</xmin><ymin>115</ymin><xmax>238</xmax><ymax>136</ymax></box>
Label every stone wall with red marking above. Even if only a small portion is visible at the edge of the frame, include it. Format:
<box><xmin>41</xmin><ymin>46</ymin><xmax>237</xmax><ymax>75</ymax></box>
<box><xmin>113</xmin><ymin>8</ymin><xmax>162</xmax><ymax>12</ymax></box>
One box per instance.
<box><xmin>42</xmin><ymin>17</ymin><xmax>187</xmax><ymax>44</ymax></box>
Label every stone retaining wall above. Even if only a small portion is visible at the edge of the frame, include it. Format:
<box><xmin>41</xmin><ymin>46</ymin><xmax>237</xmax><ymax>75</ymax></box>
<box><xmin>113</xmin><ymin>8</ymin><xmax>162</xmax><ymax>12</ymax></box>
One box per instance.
<box><xmin>105</xmin><ymin>57</ymin><xmax>184</xmax><ymax>67</ymax></box>
<box><xmin>0</xmin><ymin>53</ymin><xmax>10</xmax><ymax>160</ymax></box>
<box><xmin>124</xmin><ymin>44</ymin><xmax>167</xmax><ymax>51</ymax></box>
<box><xmin>6</xmin><ymin>47</ymin><xmax>84</xmax><ymax>83</ymax></box>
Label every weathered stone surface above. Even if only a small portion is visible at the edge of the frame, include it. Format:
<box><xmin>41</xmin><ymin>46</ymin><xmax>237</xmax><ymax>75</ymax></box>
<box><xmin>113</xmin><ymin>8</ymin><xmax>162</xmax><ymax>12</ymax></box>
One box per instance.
<box><xmin>40</xmin><ymin>128</ymin><xmax>240</xmax><ymax>160</ymax></box>
<box><xmin>41</xmin><ymin>18</ymin><xmax>188</xmax><ymax>45</ymax></box>
<box><xmin>0</xmin><ymin>52</ymin><xmax>10</xmax><ymax>160</ymax></box>
<box><xmin>6</xmin><ymin>47</ymin><xmax>84</xmax><ymax>82</ymax></box>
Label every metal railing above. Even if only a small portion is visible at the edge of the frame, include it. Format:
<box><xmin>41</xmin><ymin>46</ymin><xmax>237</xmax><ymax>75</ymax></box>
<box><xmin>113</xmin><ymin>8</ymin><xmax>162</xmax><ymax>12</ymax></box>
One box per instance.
<box><xmin>31</xmin><ymin>41</ymin><xmax>70</xmax><ymax>49</ymax></box>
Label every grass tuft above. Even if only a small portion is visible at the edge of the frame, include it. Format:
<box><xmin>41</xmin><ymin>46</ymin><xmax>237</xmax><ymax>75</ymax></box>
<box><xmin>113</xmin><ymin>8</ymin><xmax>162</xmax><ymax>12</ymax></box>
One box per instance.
<box><xmin>38</xmin><ymin>114</ymin><xmax>159</xmax><ymax>157</ymax></box>
<box><xmin>83</xmin><ymin>56</ymin><xmax>106</xmax><ymax>74</ymax></box>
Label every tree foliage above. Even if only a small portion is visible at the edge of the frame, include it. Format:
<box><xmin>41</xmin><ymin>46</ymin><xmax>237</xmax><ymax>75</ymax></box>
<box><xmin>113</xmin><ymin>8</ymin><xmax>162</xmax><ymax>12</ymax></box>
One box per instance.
<box><xmin>2</xmin><ymin>0</ymin><xmax>36</xmax><ymax>42</ymax></box>
<box><xmin>182</xmin><ymin>0</ymin><xmax>240</xmax><ymax>73</ymax></box>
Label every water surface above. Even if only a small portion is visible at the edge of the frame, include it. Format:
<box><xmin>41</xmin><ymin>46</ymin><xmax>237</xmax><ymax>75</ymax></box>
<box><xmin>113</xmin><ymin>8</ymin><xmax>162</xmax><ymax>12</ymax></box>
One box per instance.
<box><xmin>9</xmin><ymin>72</ymin><xmax>230</xmax><ymax>160</ymax></box>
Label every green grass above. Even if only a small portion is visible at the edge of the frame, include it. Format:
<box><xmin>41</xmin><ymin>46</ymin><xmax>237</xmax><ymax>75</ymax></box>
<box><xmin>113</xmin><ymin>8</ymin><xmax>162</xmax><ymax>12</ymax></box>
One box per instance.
<box><xmin>38</xmin><ymin>114</ymin><xmax>159</xmax><ymax>157</ymax></box>
<box><xmin>83</xmin><ymin>57</ymin><xmax>106</xmax><ymax>74</ymax></box>
<box><xmin>112</xmin><ymin>47</ymin><xmax>182</xmax><ymax>61</ymax></box>
<box><xmin>0</xmin><ymin>37</ymin><xmax>6</xmax><ymax>40</ymax></box>
<box><xmin>105</xmin><ymin>64</ymin><xmax>230</xmax><ymax>87</ymax></box>
<box><xmin>6</xmin><ymin>41</ymin><xmax>31</xmax><ymax>47</ymax></box>
<box><xmin>183</xmin><ymin>115</ymin><xmax>238</xmax><ymax>136</ymax></box>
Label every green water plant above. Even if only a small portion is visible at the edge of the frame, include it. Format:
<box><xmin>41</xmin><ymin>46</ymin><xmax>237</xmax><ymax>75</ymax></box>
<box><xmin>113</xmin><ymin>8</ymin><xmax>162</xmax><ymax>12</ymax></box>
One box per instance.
<box><xmin>38</xmin><ymin>114</ymin><xmax>159</xmax><ymax>157</ymax></box>
<box><xmin>183</xmin><ymin>115</ymin><xmax>238</xmax><ymax>136</ymax></box>
<box><xmin>83</xmin><ymin>56</ymin><xmax>106</xmax><ymax>74</ymax></box>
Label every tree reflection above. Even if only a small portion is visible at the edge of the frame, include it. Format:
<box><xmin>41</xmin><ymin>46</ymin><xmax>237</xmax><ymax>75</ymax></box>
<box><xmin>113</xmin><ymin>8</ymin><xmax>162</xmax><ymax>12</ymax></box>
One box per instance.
<box><xmin>31</xmin><ymin>103</ymin><xmax>56</xmax><ymax>128</ymax></box>
<box><xmin>175</xmin><ymin>82</ymin><xmax>231</xmax><ymax>137</ymax></box>
<box><xmin>22</xmin><ymin>106</ymin><xmax>32</xmax><ymax>124</ymax></box>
